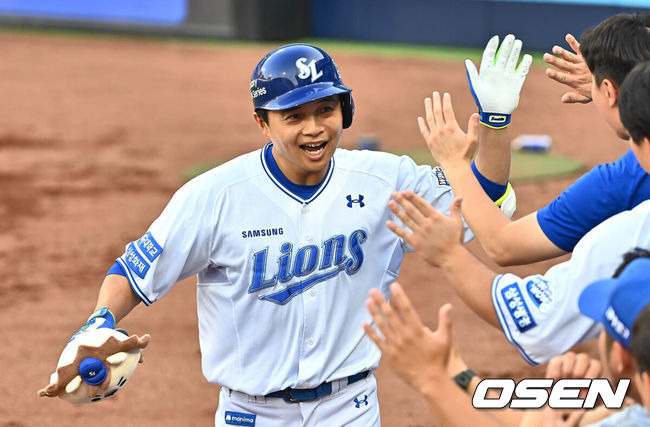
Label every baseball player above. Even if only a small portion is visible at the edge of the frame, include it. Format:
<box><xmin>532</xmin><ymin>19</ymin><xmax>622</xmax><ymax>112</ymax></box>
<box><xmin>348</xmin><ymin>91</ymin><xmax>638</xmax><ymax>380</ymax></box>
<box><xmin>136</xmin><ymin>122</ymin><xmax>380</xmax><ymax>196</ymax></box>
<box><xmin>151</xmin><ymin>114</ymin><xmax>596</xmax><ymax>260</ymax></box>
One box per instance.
<box><xmin>416</xmin><ymin>12</ymin><xmax>650</xmax><ymax>267</ymax></box>
<box><xmin>42</xmin><ymin>40</ymin><xmax>525</xmax><ymax>426</ymax></box>
<box><xmin>387</xmin><ymin>60</ymin><xmax>650</xmax><ymax>366</ymax></box>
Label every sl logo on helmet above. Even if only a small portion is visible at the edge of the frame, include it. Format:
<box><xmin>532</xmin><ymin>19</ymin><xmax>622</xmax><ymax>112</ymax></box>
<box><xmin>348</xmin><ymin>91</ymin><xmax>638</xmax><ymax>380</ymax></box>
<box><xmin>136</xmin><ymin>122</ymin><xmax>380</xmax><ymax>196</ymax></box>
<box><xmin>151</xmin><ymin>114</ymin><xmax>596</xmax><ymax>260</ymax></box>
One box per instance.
<box><xmin>296</xmin><ymin>57</ymin><xmax>323</xmax><ymax>83</ymax></box>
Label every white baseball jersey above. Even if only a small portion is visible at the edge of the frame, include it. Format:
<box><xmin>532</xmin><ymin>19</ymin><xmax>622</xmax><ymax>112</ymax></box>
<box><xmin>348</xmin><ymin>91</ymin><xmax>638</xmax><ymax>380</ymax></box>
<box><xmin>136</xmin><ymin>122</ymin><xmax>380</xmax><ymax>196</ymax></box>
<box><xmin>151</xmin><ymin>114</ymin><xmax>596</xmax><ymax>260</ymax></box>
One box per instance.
<box><xmin>492</xmin><ymin>199</ymin><xmax>650</xmax><ymax>366</ymax></box>
<box><xmin>117</xmin><ymin>144</ymin><xmax>482</xmax><ymax>396</ymax></box>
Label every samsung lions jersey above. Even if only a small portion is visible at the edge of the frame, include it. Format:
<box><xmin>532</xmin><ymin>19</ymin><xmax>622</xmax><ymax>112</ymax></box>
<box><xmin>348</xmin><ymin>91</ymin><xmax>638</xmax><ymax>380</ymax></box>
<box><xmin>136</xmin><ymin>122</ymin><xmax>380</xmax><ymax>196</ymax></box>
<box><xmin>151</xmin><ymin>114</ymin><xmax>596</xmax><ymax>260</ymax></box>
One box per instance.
<box><xmin>116</xmin><ymin>144</ymin><xmax>473</xmax><ymax>395</ymax></box>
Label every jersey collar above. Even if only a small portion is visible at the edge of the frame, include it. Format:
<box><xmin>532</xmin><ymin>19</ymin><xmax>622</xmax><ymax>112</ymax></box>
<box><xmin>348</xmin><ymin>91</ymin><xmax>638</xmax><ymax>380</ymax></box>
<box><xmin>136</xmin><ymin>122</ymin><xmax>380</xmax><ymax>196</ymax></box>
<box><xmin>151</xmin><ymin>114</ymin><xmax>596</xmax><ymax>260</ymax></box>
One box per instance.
<box><xmin>260</xmin><ymin>143</ymin><xmax>334</xmax><ymax>204</ymax></box>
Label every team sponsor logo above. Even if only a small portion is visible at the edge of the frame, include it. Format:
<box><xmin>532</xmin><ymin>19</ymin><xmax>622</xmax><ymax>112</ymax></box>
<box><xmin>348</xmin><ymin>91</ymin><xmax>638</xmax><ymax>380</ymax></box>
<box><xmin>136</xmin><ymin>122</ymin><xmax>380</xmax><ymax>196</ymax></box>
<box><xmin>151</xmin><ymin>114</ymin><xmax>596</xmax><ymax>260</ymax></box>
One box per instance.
<box><xmin>296</xmin><ymin>57</ymin><xmax>323</xmax><ymax>82</ymax></box>
<box><xmin>225</xmin><ymin>411</ymin><xmax>256</xmax><ymax>426</ymax></box>
<box><xmin>125</xmin><ymin>242</ymin><xmax>150</xmax><ymax>279</ymax></box>
<box><xmin>136</xmin><ymin>231</ymin><xmax>163</xmax><ymax>262</ymax></box>
<box><xmin>241</xmin><ymin>228</ymin><xmax>284</xmax><ymax>239</ymax></box>
<box><xmin>432</xmin><ymin>166</ymin><xmax>449</xmax><ymax>187</ymax></box>
<box><xmin>472</xmin><ymin>378</ymin><xmax>629</xmax><ymax>409</ymax></box>
<box><xmin>250</xmin><ymin>80</ymin><xmax>267</xmax><ymax>99</ymax></box>
<box><xmin>354</xmin><ymin>394</ymin><xmax>369</xmax><ymax>408</ymax></box>
<box><xmin>501</xmin><ymin>284</ymin><xmax>536</xmax><ymax>333</ymax></box>
<box><xmin>346</xmin><ymin>194</ymin><xmax>365</xmax><ymax>208</ymax></box>
<box><xmin>525</xmin><ymin>277</ymin><xmax>553</xmax><ymax>315</ymax></box>
<box><xmin>248</xmin><ymin>229</ymin><xmax>368</xmax><ymax>305</ymax></box>
<box><xmin>605</xmin><ymin>306</ymin><xmax>630</xmax><ymax>341</ymax></box>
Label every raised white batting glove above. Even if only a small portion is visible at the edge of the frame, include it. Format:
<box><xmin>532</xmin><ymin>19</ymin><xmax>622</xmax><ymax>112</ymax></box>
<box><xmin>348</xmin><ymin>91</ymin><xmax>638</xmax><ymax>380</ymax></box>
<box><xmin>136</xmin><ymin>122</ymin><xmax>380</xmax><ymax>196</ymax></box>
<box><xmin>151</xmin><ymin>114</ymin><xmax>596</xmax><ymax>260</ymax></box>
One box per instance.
<box><xmin>465</xmin><ymin>34</ymin><xmax>532</xmax><ymax>129</ymax></box>
<box><xmin>38</xmin><ymin>307</ymin><xmax>150</xmax><ymax>404</ymax></box>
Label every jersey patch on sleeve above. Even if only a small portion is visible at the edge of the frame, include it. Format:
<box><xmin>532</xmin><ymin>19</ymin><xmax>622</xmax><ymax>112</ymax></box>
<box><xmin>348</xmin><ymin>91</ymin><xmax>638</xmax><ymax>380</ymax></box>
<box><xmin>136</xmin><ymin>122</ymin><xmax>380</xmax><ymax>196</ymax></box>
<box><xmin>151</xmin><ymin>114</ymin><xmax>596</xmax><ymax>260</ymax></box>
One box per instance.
<box><xmin>125</xmin><ymin>242</ymin><xmax>151</xmax><ymax>279</ymax></box>
<box><xmin>136</xmin><ymin>231</ymin><xmax>163</xmax><ymax>262</ymax></box>
<box><xmin>526</xmin><ymin>277</ymin><xmax>554</xmax><ymax>315</ymax></box>
<box><xmin>501</xmin><ymin>283</ymin><xmax>537</xmax><ymax>333</ymax></box>
<box><xmin>432</xmin><ymin>166</ymin><xmax>450</xmax><ymax>187</ymax></box>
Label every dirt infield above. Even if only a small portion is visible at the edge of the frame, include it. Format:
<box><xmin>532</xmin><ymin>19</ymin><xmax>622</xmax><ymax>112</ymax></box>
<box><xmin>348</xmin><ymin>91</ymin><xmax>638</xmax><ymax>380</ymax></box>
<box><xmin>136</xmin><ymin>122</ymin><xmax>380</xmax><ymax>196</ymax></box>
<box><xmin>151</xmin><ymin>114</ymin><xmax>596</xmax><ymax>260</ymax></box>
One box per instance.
<box><xmin>0</xmin><ymin>32</ymin><xmax>629</xmax><ymax>426</ymax></box>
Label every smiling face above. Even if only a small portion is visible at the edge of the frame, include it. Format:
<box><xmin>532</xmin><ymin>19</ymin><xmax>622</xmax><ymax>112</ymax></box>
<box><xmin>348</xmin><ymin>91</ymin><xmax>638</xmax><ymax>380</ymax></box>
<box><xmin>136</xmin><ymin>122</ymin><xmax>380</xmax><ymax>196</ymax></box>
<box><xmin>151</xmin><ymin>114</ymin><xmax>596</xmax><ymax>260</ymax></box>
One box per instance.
<box><xmin>254</xmin><ymin>95</ymin><xmax>343</xmax><ymax>186</ymax></box>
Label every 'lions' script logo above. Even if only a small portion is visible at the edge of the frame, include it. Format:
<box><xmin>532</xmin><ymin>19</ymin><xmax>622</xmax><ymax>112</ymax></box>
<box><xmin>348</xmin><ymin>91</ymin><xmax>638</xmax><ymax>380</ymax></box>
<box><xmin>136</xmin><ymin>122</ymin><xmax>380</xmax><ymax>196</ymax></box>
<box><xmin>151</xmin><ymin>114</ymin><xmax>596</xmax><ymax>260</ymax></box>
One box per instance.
<box><xmin>249</xmin><ymin>229</ymin><xmax>367</xmax><ymax>304</ymax></box>
<box><xmin>296</xmin><ymin>57</ymin><xmax>323</xmax><ymax>83</ymax></box>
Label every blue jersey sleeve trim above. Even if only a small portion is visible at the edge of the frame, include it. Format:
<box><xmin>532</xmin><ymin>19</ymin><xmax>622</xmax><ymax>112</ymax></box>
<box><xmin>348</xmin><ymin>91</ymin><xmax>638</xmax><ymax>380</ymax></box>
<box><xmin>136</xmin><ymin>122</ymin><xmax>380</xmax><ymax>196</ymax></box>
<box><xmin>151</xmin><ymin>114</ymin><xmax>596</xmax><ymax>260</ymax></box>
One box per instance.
<box><xmin>471</xmin><ymin>161</ymin><xmax>509</xmax><ymax>202</ymax></box>
<box><xmin>491</xmin><ymin>274</ymin><xmax>539</xmax><ymax>366</ymax></box>
<box><xmin>106</xmin><ymin>261</ymin><xmax>126</xmax><ymax>277</ymax></box>
<box><xmin>116</xmin><ymin>258</ymin><xmax>153</xmax><ymax>306</ymax></box>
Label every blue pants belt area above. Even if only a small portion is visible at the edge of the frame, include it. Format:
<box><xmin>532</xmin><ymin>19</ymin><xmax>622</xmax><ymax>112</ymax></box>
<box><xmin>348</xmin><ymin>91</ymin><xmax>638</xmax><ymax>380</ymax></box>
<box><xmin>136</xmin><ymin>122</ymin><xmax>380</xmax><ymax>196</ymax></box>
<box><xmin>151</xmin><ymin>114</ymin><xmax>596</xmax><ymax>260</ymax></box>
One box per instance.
<box><xmin>266</xmin><ymin>371</ymin><xmax>370</xmax><ymax>403</ymax></box>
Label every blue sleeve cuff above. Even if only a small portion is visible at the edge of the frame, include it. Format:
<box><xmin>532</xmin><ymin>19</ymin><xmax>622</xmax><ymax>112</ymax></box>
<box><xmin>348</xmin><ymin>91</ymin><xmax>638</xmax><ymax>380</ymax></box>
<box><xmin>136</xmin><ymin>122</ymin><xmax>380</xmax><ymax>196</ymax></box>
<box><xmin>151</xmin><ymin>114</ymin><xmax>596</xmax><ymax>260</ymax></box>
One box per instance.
<box><xmin>471</xmin><ymin>161</ymin><xmax>509</xmax><ymax>202</ymax></box>
<box><xmin>106</xmin><ymin>261</ymin><xmax>127</xmax><ymax>277</ymax></box>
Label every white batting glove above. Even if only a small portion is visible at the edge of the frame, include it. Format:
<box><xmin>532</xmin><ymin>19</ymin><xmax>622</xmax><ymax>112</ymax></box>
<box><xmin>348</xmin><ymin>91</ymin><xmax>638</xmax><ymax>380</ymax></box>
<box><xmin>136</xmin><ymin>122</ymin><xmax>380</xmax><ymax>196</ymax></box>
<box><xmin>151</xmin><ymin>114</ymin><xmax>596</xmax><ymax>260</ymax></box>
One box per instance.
<box><xmin>465</xmin><ymin>34</ymin><xmax>532</xmax><ymax>129</ymax></box>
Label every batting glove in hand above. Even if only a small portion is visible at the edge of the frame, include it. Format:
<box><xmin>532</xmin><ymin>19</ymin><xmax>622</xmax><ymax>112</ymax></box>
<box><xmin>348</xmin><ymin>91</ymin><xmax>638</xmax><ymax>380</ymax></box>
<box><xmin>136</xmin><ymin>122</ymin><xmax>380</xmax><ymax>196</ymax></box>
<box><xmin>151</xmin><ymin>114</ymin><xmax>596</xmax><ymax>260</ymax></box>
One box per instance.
<box><xmin>68</xmin><ymin>306</ymin><xmax>116</xmax><ymax>343</ymax></box>
<box><xmin>465</xmin><ymin>34</ymin><xmax>532</xmax><ymax>129</ymax></box>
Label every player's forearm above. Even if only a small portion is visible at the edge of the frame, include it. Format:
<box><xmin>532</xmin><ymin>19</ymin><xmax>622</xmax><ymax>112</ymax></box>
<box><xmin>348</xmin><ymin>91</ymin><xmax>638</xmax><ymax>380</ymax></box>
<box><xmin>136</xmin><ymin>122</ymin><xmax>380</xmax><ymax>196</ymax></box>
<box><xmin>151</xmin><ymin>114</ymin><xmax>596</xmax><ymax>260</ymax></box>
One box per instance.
<box><xmin>474</xmin><ymin>126</ymin><xmax>511</xmax><ymax>185</ymax></box>
<box><xmin>420</xmin><ymin>369</ymin><xmax>503</xmax><ymax>427</ymax></box>
<box><xmin>442</xmin><ymin>161</ymin><xmax>516</xmax><ymax>262</ymax></box>
<box><xmin>95</xmin><ymin>274</ymin><xmax>141</xmax><ymax>324</ymax></box>
<box><xmin>439</xmin><ymin>245</ymin><xmax>500</xmax><ymax>328</ymax></box>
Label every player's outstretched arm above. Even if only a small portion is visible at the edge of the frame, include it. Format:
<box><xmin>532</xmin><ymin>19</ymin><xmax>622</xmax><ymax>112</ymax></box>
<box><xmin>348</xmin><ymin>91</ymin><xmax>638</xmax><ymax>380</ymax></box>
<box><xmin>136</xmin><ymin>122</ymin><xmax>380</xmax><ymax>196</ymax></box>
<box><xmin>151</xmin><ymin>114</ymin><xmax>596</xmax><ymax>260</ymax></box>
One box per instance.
<box><xmin>387</xmin><ymin>195</ymin><xmax>500</xmax><ymax>327</ymax></box>
<box><xmin>419</xmin><ymin>90</ymin><xmax>566</xmax><ymax>265</ymax></box>
<box><xmin>543</xmin><ymin>34</ymin><xmax>592</xmax><ymax>104</ymax></box>
<box><xmin>95</xmin><ymin>273</ymin><xmax>142</xmax><ymax>323</ymax></box>
<box><xmin>363</xmin><ymin>284</ymin><xmax>502</xmax><ymax>427</ymax></box>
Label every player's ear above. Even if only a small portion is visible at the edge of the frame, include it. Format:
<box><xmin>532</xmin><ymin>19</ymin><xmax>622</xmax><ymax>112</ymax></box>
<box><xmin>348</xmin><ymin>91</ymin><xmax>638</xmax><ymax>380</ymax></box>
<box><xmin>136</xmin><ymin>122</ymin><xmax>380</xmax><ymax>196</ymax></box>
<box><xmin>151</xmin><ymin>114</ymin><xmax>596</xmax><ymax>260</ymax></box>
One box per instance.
<box><xmin>621</xmin><ymin>347</ymin><xmax>636</xmax><ymax>376</ymax></box>
<box><xmin>253</xmin><ymin>111</ymin><xmax>271</xmax><ymax>139</ymax></box>
<box><xmin>610</xmin><ymin>341</ymin><xmax>634</xmax><ymax>375</ymax></box>
<box><xmin>600</xmin><ymin>78</ymin><xmax>619</xmax><ymax>108</ymax></box>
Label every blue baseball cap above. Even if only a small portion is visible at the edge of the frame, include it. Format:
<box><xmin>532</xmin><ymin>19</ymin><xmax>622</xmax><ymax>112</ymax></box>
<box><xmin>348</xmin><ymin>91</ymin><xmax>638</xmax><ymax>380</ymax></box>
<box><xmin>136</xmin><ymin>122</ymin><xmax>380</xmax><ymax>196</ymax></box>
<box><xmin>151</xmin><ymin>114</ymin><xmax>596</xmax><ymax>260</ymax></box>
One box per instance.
<box><xmin>579</xmin><ymin>257</ymin><xmax>650</xmax><ymax>347</ymax></box>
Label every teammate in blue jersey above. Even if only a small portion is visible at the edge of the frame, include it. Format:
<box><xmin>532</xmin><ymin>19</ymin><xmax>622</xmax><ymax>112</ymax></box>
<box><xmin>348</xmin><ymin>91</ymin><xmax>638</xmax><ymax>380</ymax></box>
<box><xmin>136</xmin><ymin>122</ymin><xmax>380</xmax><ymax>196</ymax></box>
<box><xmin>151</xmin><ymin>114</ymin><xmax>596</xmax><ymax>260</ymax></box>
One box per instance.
<box><xmin>412</xmin><ymin>12</ymin><xmax>650</xmax><ymax>267</ymax></box>
<box><xmin>41</xmin><ymin>39</ymin><xmax>528</xmax><ymax>425</ymax></box>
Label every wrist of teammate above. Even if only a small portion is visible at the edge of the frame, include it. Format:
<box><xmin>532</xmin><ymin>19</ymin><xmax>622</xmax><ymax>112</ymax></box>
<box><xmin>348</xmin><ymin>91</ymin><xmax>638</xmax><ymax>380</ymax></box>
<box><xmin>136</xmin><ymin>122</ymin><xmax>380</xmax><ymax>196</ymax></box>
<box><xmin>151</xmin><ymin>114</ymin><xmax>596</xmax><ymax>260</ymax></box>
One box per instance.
<box><xmin>452</xmin><ymin>368</ymin><xmax>478</xmax><ymax>392</ymax></box>
<box><xmin>437</xmin><ymin>243</ymin><xmax>468</xmax><ymax>272</ymax></box>
<box><xmin>478</xmin><ymin>111</ymin><xmax>511</xmax><ymax>129</ymax></box>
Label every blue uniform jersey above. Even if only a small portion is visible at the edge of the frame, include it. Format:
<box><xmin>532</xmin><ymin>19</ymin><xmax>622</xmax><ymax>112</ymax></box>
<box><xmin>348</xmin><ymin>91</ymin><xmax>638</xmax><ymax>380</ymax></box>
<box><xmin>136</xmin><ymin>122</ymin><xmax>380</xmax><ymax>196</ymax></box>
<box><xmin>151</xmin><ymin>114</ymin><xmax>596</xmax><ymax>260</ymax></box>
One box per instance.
<box><xmin>537</xmin><ymin>150</ymin><xmax>650</xmax><ymax>252</ymax></box>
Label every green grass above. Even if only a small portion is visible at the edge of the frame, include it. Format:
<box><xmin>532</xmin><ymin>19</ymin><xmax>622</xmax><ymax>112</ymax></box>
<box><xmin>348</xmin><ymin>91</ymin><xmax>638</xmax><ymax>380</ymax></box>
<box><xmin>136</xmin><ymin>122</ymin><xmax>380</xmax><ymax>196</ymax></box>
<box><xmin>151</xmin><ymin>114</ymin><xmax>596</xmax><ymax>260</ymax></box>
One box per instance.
<box><xmin>387</xmin><ymin>148</ymin><xmax>584</xmax><ymax>182</ymax></box>
<box><xmin>182</xmin><ymin>148</ymin><xmax>583</xmax><ymax>183</ymax></box>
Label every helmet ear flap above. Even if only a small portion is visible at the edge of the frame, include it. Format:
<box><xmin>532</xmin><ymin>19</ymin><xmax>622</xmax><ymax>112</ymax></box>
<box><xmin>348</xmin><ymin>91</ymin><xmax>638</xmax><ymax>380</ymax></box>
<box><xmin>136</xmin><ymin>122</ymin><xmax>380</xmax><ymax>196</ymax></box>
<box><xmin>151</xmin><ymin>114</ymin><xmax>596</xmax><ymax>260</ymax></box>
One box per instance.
<box><xmin>341</xmin><ymin>93</ymin><xmax>355</xmax><ymax>129</ymax></box>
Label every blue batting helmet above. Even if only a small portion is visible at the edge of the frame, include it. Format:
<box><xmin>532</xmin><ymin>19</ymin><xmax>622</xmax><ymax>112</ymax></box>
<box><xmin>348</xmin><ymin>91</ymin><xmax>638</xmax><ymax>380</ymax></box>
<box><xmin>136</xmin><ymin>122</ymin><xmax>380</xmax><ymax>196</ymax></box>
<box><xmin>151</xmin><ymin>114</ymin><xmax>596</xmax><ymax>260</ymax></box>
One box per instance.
<box><xmin>250</xmin><ymin>43</ymin><xmax>354</xmax><ymax>129</ymax></box>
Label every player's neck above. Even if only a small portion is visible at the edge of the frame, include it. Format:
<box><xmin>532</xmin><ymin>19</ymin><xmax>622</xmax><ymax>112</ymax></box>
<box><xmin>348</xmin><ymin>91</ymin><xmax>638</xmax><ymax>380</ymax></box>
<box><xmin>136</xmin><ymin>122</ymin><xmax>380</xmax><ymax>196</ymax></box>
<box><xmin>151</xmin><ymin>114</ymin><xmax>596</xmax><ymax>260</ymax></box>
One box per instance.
<box><xmin>268</xmin><ymin>145</ymin><xmax>330</xmax><ymax>186</ymax></box>
<box><xmin>281</xmin><ymin>167</ymin><xmax>328</xmax><ymax>186</ymax></box>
